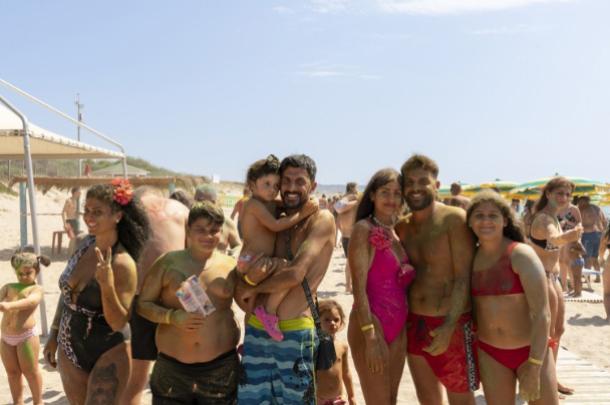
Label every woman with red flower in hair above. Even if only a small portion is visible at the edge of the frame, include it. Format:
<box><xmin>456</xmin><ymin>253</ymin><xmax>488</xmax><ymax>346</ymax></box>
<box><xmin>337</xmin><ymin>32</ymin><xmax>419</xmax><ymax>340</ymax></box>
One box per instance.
<box><xmin>43</xmin><ymin>179</ymin><xmax>150</xmax><ymax>404</ymax></box>
<box><xmin>347</xmin><ymin>168</ymin><xmax>415</xmax><ymax>404</ymax></box>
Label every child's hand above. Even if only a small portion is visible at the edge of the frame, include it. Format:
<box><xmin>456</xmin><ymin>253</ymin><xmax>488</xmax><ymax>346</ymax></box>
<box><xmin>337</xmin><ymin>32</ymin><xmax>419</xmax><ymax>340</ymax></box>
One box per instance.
<box><xmin>303</xmin><ymin>198</ymin><xmax>319</xmax><ymax>216</ymax></box>
<box><xmin>95</xmin><ymin>247</ymin><xmax>114</xmax><ymax>287</ymax></box>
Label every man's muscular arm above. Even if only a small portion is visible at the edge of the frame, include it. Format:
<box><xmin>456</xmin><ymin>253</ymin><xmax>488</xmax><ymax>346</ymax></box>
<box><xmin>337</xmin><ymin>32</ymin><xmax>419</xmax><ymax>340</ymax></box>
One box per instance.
<box><xmin>251</xmin><ymin>212</ymin><xmax>335</xmax><ymax>294</ymax></box>
<box><xmin>425</xmin><ymin>210</ymin><xmax>474</xmax><ymax>356</ymax></box>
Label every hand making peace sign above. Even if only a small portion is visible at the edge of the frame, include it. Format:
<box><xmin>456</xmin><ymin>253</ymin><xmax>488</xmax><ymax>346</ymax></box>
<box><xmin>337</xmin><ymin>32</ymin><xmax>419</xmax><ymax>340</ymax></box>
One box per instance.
<box><xmin>95</xmin><ymin>246</ymin><xmax>114</xmax><ymax>287</ymax></box>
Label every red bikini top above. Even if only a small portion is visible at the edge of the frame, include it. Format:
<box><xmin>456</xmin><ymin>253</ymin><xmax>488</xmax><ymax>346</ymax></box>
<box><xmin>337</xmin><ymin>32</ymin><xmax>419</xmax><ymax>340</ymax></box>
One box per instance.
<box><xmin>471</xmin><ymin>242</ymin><xmax>524</xmax><ymax>297</ymax></box>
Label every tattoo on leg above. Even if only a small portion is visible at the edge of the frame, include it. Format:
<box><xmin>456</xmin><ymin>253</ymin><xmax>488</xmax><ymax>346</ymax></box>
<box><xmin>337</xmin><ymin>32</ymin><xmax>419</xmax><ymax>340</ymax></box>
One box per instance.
<box><xmin>86</xmin><ymin>363</ymin><xmax>119</xmax><ymax>405</ymax></box>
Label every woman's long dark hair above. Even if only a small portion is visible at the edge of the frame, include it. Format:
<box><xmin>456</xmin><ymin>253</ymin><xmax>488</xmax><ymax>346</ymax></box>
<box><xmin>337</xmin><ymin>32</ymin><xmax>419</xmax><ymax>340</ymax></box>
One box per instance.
<box><xmin>355</xmin><ymin>168</ymin><xmax>402</xmax><ymax>222</ymax></box>
<box><xmin>87</xmin><ymin>183</ymin><xmax>150</xmax><ymax>261</ymax></box>
<box><xmin>466</xmin><ymin>190</ymin><xmax>525</xmax><ymax>243</ymax></box>
<box><xmin>534</xmin><ymin>177</ymin><xmax>575</xmax><ymax>213</ymax></box>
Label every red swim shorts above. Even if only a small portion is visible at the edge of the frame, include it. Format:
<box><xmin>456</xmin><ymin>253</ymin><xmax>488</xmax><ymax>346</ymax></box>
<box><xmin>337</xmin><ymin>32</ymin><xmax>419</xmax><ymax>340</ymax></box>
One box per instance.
<box><xmin>407</xmin><ymin>312</ymin><xmax>479</xmax><ymax>393</ymax></box>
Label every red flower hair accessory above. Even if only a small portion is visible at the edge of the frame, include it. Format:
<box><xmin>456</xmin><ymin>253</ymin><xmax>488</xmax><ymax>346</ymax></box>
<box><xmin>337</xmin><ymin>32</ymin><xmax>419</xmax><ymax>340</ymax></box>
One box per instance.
<box><xmin>111</xmin><ymin>178</ymin><xmax>133</xmax><ymax>206</ymax></box>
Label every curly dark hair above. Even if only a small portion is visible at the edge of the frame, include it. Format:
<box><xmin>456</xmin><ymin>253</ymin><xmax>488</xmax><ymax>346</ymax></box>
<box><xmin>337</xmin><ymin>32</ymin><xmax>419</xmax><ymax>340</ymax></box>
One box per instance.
<box><xmin>86</xmin><ymin>183</ymin><xmax>150</xmax><ymax>261</ymax></box>
<box><xmin>466</xmin><ymin>190</ymin><xmax>525</xmax><ymax>243</ymax></box>
<box><xmin>246</xmin><ymin>154</ymin><xmax>280</xmax><ymax>184</ymax></box>
<box><xmin>356</xmin><ymin>168</ymin><xmax>402</xmax><ymax>222</ymax></box>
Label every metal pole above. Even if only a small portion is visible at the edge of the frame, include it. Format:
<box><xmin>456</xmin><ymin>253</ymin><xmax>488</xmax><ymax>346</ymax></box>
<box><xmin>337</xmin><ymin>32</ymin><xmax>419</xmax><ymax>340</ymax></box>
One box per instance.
<box><xmin>0</xmin><ymin>95</ymin><xmax>49</xmax><ymax>336</ymax></box>
<box><xmin>19</xmin><ymin>182</ymin><xmax>27</xmax><ymax>247</ymax></box>
<box><xmin>75</xmin><ymin>93</ymin><xmax>84</xmax><ymax>176</ymax></box>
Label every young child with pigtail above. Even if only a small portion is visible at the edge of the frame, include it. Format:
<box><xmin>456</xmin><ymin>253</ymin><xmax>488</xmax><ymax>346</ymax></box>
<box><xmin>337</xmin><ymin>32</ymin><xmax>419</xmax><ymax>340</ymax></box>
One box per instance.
<box><xmin>1</xmin><ymin>247</ymin><xmax>50</xmax><ymax>405</ymax></box>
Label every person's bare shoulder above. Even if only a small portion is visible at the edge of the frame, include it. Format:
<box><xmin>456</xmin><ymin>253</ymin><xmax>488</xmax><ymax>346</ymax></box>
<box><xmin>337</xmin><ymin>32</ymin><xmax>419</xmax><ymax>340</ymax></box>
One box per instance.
<box><xmin>437</xmin><ymin>203</ymin><xmax>466</xmax><ymax>225</ymax></box>
<box><xmin>165</xmin><ymin>198</ymin><xmax>189</xmax><ymax>220</ymax></box>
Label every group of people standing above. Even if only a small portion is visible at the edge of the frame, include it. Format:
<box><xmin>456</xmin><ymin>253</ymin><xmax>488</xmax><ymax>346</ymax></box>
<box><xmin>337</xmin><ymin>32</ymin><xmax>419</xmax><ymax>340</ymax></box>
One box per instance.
<box><xmin>2</xmin><ymin>152</ymin><xmax>608</xmax><ymax>405</ymax></box>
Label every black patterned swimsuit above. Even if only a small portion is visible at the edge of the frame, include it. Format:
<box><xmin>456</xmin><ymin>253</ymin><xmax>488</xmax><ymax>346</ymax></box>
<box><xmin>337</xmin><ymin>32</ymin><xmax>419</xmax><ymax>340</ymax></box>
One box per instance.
<box><xmin>57</xmin><ymin>236</ymin><xmax>130</xmax><ymax>372</ymax></box>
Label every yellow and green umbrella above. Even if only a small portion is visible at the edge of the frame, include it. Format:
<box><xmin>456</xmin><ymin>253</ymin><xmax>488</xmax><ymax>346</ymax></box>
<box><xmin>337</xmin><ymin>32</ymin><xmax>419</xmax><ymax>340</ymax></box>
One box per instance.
<box><xmin>510</xmin><ymin>177</ymin><xmax>610</xmax><ymax>199</ymax></box>
<box><xmin>462</xmin><ymin>180</ymin><xmax>518</xmax><ymax>198</ymax></box>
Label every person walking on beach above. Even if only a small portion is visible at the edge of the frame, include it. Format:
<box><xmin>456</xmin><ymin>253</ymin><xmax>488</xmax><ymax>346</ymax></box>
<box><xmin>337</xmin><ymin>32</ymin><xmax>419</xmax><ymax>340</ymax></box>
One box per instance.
<box><xmin>468</xmin><ymin>191</ymin><xmax>558</xmax><ymax>404</ymax></box>
<box><xmin>396</xmin><ymin>154</ymin><xmax>477</xmax><ymax>405</ymax></box>
<box><xmin>43</xmin><ymin>179</ymin><xmax>150</xmax><ymax>405</ymax></box>
<box><xmin>348</xmin><ymin>168</ymin><xmax>415</xmax><ymax>404</ymax></box>
<box><xmin>598</xmin><ymin>224</ymin><xmax>610</xmax><ymax>320</ymax></box>
<box><xmin>137</xmin><ymin>201</ymin><xmax>240</xmax><ymax>404</ymax></box>
<box><xmin>578</xmin><ymin>196</ymin><xmax>607</xmax><ymax>276</ymax></box>
<box><xmin>1</xmin><ymin>249</ymin><xmax>50</xmax><ymax>405</ymax></box>
<box><xmin>335</xmin><ymin>182</ymin><xmax>359</xmax><ymax>293</ymax></box>
<box><xmin>448</xmin><ymin>182</ymin><xmax>470</xmax><ymax>210</ymax></box>
<box><xmin>62</xmin><ymin>187</ymin><xmax>81</xmax><ymax>240</ymax></box>
<box><xmin>529</xmin><ymin>177</ymin><xmax>583</xmax><ymax>397</ymax></box>
<box><xmin>122</xmin><ymin>187</ymin><xmax>189</xmax><ymax>405</ymax></box>
<box><xmin>235</xmin><ymin>154</ymin><xmax>336</xmax><ymax>405</ymax></box>
<box><xmin>230</xmin><ymin>187</ymin><xmax>250</xmax><ymax>238</ymax></box>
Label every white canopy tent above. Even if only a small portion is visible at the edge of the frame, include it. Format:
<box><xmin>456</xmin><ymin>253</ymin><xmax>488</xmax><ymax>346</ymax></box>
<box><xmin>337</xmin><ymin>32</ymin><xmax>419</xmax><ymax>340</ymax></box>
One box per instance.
<box><xmin>0</xmin><ymin>83</ymin><xmax>127</xmax><ymax>335</ymax></box>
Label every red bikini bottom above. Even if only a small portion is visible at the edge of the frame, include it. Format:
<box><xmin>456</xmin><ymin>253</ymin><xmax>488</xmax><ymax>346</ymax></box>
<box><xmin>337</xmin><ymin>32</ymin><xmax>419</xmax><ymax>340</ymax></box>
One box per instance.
<box><xmin>478</xmin><ymin>340</ymin><xmax>530</xmax><ymax>373</ymax></box>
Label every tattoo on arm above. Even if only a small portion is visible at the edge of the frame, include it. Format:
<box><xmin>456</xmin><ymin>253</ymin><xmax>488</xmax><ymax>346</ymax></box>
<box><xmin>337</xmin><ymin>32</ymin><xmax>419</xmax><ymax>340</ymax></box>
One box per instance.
<box><xmin>86</xmin><ymin>363</ymin><xmax>119</xmax><ymax>405</ymax></box>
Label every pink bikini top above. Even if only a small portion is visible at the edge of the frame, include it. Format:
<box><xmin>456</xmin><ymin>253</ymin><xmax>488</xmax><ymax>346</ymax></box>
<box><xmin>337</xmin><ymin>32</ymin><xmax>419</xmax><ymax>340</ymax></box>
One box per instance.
<box><xmin>471</xmin><ymin>242</ymin><xmax>524</xmax><ymax>297</ymax></box>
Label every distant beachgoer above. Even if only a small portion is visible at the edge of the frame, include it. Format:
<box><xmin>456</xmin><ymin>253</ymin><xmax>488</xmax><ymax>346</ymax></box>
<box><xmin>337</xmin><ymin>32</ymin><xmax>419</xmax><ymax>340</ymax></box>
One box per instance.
<box><xmin>169</xmin><ymin>189</ymin><xmax>193</xmax><ymax>209</ymax></box>
<box><xmin>319</xmin><ymin>194</ymin><xmax>329</xmax><ymax>210</ymax></box>
<box><xmin>43</xmin><ymin>179</ymin><xmax>150</xmax><ymax>404</ymax></box>
<box><xmin>565</xmin><ymin>242</ymin><xmax>586</xmax><ymax>297</ymax></box>
<box><xmin>234</xmin><ymin>154</ymin><xmax>336</xmax><ymax>404</ymax></box>
<box><xmin>137</xmin><ymin>201</ymin><xmax>239</xmax><ymax>404</ymax></box>
<box><xmin>335</xmin><ymin>182</ymin><xmax>359</xmax><ymax>293</ymax></box>
<box><xmin>348</xmin><ymin>168</ymin><xmax>415</xmax><ymax>404</ymax></box>
<box><xmin>510</xmin><ymin>198</ymin><xmax>521</xmax><ymax>214</ymax></box>
<box><xmin>122</xmin><ymin>187</ymin><xmax>189</xmax><ymax>405</ymax></box>
<box><xmin>396</xmin><ymin>154</ymin><xmax>477</xmax><ymax>405</ymax></box>
<box><xmin>529</xmin><ymin>177</ymin><xmax>583</xmax><ymax>397</ymax></box>
<box><xmin>317</xmin><ymin>300</ymin><xmax>356</xmax><ymax>405</ymax></box>
<box><xmin>522</xmin><ymin>199</ymin><xmax>536</xmax><ymax>239</ymax></box>
<box><xmin>578</xmin><ymin>196</ymin><xmax>608</xmax><ymax>277</ymax></box>
<box><xmin>557</xmin><ymin>203</ymin><xmax>582</xmax><ymax>292</ymax></box>
<box><xmin>448</xmin><ymin>182</ymin><xmax>470</xmax><ymax>210</ymax></box>
<box><xmin>230</xmin><ymin>187</ymin><xmax>251</xmax><ymax>238</ymax></box>
<box><xmin>62</xmin><ymin>187</ymin><xmax>81</xmax><ymax>239</ymax></box>
<box><xmin>236</xmin><ymin>154</ymin><xmax>317</xmax><ymax>341</ymax></box>
<box><xmin>467</xmin><ymin>191</ymin><xmax>558</xmax><ymax>404</ymax></box>
<box><xmin>599</xmin><ymin>224</ymin><xmax>610</xmax><ymax>320</ymax></box>
<box><xmin>1</xmin><ymin>249</ymin><xmax>50</xmax><ymax>405</ymax></box>
<box><xmin>194</xmin><ymin>184</ymin><xmax>242</xmax><ymax>256</ymax></box>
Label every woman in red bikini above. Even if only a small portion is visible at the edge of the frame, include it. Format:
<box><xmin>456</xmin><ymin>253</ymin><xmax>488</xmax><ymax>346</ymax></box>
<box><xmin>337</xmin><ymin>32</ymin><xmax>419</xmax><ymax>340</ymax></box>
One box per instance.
<box><xmin>468</xmin><ymin>191</ymin><xmax>559</xmax><ymax>404</ymax></box>
<box><xmin>347</xmin><ymin>168</ymin><xmax>415</xmax><ymax>404</ymax></box>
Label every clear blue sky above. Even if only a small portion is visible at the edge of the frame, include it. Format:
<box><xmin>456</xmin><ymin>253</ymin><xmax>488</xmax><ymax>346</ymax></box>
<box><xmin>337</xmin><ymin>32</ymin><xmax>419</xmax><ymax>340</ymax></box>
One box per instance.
<box><xmin>3</xmin><ymin>0</ymin><xmax>609</xmax><ymax>186</ymax></box>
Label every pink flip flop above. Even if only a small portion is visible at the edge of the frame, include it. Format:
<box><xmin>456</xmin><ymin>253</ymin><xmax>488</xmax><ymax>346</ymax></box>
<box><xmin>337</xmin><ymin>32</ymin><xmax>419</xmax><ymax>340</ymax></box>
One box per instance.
<box><xmin>254</xmin><ymin>306</ymin><xmax>284</xmax><ymax>341</ymax></box>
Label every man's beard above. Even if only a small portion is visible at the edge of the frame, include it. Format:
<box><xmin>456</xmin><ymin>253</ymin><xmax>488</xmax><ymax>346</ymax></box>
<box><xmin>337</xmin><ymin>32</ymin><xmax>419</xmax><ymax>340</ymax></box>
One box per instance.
<box><xmin>405</xmin><ymin>192</ymin><xmax>434</xmax><ymax>211</ymax></box>
<box><xmin>282</xmin><ymin>191</ymin><xmax>307</xmax><ymax>209</ymax></box>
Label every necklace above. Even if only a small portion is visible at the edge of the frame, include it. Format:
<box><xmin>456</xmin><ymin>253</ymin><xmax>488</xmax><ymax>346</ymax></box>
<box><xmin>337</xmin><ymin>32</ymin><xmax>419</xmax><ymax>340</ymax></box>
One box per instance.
<box><xmin>372</xmin><ymin>215</ymin><xmax>395</xmax><ymax>230</ymax></box>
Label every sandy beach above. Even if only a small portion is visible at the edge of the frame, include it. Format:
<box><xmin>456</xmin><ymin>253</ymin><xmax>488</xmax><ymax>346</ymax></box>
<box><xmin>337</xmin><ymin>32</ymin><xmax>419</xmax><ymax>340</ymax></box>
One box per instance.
<box><xmin>1</xmin><ymin>188</ymin><xmax>610</xmax><ymax>404</ymax></box>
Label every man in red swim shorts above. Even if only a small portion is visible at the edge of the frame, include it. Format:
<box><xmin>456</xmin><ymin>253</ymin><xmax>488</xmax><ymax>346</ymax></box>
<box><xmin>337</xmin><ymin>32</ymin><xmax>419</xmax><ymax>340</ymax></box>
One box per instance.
<box><xmin>396</xmin><ymin>155</ymin><xmax>478</xmax><ymax>405</ymax></box>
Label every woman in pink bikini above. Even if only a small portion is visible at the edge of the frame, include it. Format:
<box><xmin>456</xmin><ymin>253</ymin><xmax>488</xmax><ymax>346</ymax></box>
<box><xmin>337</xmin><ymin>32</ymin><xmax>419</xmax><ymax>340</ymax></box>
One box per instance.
<box><xmin>468</xmin><ymin>191</ymin><xmax>558</xmax><ymax>404</ymax></box>
<box><xmin>347</xmin><ymin>168</ymin><xmax>415</xmax><ymax>404</ymax></box>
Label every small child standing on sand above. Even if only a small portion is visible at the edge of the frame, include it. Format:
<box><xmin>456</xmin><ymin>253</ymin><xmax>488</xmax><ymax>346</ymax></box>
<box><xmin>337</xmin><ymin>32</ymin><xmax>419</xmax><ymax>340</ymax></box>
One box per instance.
<box><xmin>316</xmin><ymin>300</ymin><xmax>356</xmax><ymax>405</ymax></box>
<box><xmin>1</xmin><ymin>248</ymin><xmax>49</xmax><ymax>405</ymax></box>
<box><xmin>237</xmin><ymin>154</ymin><xmax>317</xmax><ymax>341</ymax></box>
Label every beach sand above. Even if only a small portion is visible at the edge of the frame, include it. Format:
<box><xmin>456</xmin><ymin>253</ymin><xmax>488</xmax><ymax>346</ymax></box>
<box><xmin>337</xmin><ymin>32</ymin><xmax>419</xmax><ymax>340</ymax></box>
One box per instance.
<box><xmin>1</xmin><ymin>188</ymin><xmax>609</xmax><ymax>404</ymax></box>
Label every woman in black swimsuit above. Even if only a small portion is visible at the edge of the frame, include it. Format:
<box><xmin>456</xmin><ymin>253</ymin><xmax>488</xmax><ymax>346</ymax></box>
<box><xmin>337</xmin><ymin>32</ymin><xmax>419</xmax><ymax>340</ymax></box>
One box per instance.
<box><xmin>529</xmin><ymin>177</ymin><xmax>583</xmax><ymax>397</ymax></box>
<box><xmin>43</xmin><ymin>180</ymin><xmax>149</xmax><ymax>404</ymax></box>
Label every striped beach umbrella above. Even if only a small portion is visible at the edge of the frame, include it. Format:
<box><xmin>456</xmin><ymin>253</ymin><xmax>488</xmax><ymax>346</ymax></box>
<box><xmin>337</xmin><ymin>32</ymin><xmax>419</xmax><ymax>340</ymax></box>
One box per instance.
<box><xmin>509</xmin><ymin>177</ymin><xmax>610</xmax><ymax>198</ymax></box>
<box><xmin>462</xmin><ymin>180</ymin><xmax>518</xmax><ymax>198</ymax></box>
